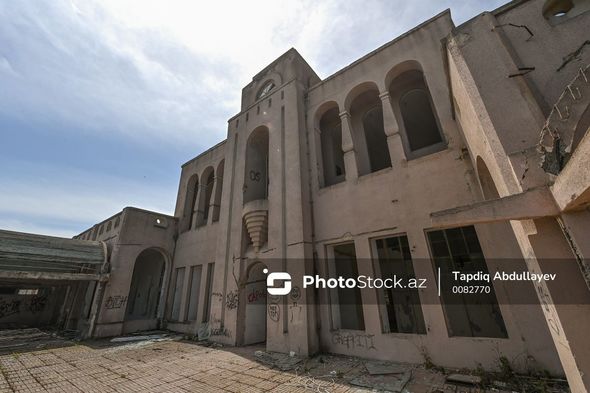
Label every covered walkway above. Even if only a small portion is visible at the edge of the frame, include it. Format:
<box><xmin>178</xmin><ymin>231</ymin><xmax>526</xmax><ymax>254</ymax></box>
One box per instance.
<box><xmin>0</xmin><ymin>230</ymin><xmax>109</xmax><ymax>337</ymax></box>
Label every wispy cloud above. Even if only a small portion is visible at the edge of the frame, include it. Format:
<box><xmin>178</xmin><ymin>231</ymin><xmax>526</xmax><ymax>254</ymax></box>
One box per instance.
<box><xmin>0</xmin><ymin>0</ymin><xmax>505</xmax><ymax>237</ymax></box>
<box><xmin>0</xmin><ymin>160</ymin><xmax>175</xmax><ymax>236</ymax></box>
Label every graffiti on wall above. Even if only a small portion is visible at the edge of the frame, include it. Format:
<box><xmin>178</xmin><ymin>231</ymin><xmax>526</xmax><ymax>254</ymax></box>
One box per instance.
<box><xmin>105</xmin><ymin>295</ymin><xmax>128</xmax><ymax>310</ymax></box>
<box><xmin>210</xmin><ymin>327</ymin><xmax>232</xmax><ymax>337</ymax></box>
<box><xmin>0</xmin><ymin>299</ymin><xmax>21</xmax><ymax>319</ymax></box>
<box><xmin>249</xmin><ymin>171</ymin><xmax>262</xmax><ymax>182</ymax></box>
<box><xmin>0</xmin><ymin>295</ymin><xmax>48</xmax><ymax>319</ymax></box>
<box><xmin>289</xmin><ymin>304</ymin><xmax>302</xmax><ymax>323</ymax></box>
<box><xmin>290</xmin><ymin>286</ymin><xmax>301</xmax><ymax>302</ymax></box>
<box><xmin>268</xmin><ymin>304</ymin><xmax>280</xmax><ymax>322</ymax></box>
<box><xmin>247</xmin><ymin>289</ymin><xmax>266</xmax><ymax>303</ymax></box>
<box><xmin>226</xmin><ymin>290</ymin><xmax>239</xmax><ymax>310</ymax></box>
<box><xmin>27</xmin><ymin>296</ymin><xmax>47</xmax><ymax>313</ymax></box>
<box><xmin>331</xmin><ymin>331</ymin><xmax>376</xmax><ymax>351</ymax></box>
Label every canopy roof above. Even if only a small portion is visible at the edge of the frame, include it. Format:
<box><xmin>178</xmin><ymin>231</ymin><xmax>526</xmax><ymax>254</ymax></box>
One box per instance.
<box><xmin>0</xmin><ymin>230</ymin><xmax>107</xmax><ymax>281</ymax></box>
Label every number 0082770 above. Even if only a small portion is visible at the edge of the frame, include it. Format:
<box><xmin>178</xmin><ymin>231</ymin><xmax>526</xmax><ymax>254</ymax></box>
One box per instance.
<box><xmin>451</xmin><ymin>285</ymin><xmax>491</xmax><ymax>294</ymax></box>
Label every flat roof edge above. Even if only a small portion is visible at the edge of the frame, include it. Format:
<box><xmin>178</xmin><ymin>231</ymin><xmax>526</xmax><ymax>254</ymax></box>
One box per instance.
<box><xmin>181</xmin><ymin>139</ymin><xmax>227</xmax><ymax>168</ymax></box>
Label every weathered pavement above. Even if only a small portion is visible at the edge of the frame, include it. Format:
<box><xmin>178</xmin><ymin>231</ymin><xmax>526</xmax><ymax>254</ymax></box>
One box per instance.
<box><xmin>0</xmin><ymin>336</ymin><xmax>567</xmax><ymax>392</ymax></box>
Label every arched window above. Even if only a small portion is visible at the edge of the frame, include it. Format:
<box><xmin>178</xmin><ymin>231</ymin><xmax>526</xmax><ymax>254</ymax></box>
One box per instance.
<box><xmin>349</xmin><ymin>87</ymin><xmax>391</xmax><ymax>175</ymax></box>
<box><xmin>389</xmin><ymin>70</ymin><xmax>444</xmax><ymax>159</ymax></box>
<box><xmin>319</xmin><ymin>106</ymin><xmax>345</xmax><ymax>186</ymax></box>
<box><xmin>257</xmin><ymin>81</ymin><xmax>275</xmax><ymax>99</ymax></box>
<box><xmin>244</xmin><ymin>127</ymin><xmax>269</xmax><ymax>203</ymax></box>
<box><xmin>400</xmin><ymin>88</ymin><xmax>442</xmax><ymax>151</ymax></box>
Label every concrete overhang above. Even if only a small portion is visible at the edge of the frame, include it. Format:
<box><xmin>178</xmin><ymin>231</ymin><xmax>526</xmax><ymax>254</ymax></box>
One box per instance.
<box><xmin>430</xmin><ymin>187</ymin><xmax>560</xmax><ymax>228</ymax></box>
<box><xmin>0</xmin><ymin>229</ymin><xmax>109</xmax><ymax>282</ymax></box>
<box><xmin>551</xmin><ymin>128</ymin><xmax>590</xmax><ymax>212</ymax></box>
<box><xmin>0</xmin><ymin>271</ymin><xmax>109</xmax><ymax>283</ymax></box>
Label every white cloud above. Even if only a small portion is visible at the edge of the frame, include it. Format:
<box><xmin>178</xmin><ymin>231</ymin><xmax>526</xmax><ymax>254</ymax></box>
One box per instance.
<box><xmin>0</xmin><ymin>56</ymin><xmax>18</xmax><ymax>76</ymax></box>
<box><xmin>0</xmin><ymin>162</ymin><xmax>175</xmax><ymax>237</ymax></box>
<box><xmin>0</xmin><ymin>218</ymin><xmax>77</xmax><ymax>239</ymax></box>
<box><xmin>0</xmin><ymin>0</ymin><xmax>505</xmax><ymax>150</ymax></box>
<box><xmin>0</xmin><ymin>0</ymin><xmax>507</xmax><ymax>237</ymax></box>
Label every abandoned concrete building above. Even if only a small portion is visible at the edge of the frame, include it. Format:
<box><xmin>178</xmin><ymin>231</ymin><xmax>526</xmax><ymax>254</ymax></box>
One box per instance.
<box><xmin>1</xmin><ymin>0</ymin><xmax>590</xmax><ymax>391</ymax></box>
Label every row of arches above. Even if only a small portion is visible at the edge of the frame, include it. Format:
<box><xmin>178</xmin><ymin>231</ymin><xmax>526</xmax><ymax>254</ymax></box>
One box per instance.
<box><xmin>182</xmin><ymin>160</ymin><xmax>225</xmax><ymax>232</ymax></box>
<box><xmin>316</xmin><ymin>64</ymin><xmax>445</xmax><ymax>186</ymax></box>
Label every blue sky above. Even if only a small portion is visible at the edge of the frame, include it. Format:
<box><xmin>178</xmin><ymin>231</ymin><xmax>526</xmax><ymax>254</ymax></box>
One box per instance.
<box><xmin>0</xmin><ymin>0</ymin><xmax>505</xmax><ymax>237</ymax></box>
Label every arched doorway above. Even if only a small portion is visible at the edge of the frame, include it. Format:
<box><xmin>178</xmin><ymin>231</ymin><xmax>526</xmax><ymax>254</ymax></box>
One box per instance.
<box><xmin>240</xmin><ymin>262</ymin><xmax>267</xmax><ymax>345</ymax></box>
<box><xmin>124</xmin><ymin>248</ymin><xmax>166</xmax><ymax>333</ymax></box>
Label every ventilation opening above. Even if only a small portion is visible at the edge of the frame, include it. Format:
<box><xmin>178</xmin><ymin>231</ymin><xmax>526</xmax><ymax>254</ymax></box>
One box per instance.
<box><xmin>542</xmin><ymin>0</ymin><xmax>589</xmax><ymax>23</ymax></box>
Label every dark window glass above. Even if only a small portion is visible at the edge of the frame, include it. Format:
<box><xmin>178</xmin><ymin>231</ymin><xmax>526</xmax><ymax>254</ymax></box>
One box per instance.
<box><xmin>427</xmin><ymin>226</ymin><xmax>508</xmax><ymax>338</ymax></box>
<box><xmin>375</xmin><ymin>235</ymin><xmax>426</xmax><ymax>334</ymax></box>
<box><xmin>334</xmin><ymin>243</ymin><xmax>365</xmax><ymax>330</ymax></box>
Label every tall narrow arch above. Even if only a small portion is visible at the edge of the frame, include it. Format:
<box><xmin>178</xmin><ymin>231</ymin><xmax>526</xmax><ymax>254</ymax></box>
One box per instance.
<box><xmin>182</xmin><ymin>174</ymin><xmax>199</xmax><ymax>232</ymax></box>
<box><xmin>212</xmin><ymin>159</ymin><xmax>225</xmax><ymax>222</ymax></box>
<box><xmin>316</xmin><ymin>103</ymin><xmax>345</xmax><ymax>186</ymax></box>
<box><xmin>388</xmin><ymin>69</ymin><xmax>445</xmax><ymax>159</ymax></box>
<box><xmin>244</xmin><ymin>127</ymin><xmax>269</xmax><ymax>204</ymax></box>
<box><xmin>347</xmin><ymin>83</ymin><xmax>391</xmax><ymax>175</ymax></box>
<box><xmin>196</xmin><ymin>167</ymin><xmax>215</xmax><ymax>226</ymax></box>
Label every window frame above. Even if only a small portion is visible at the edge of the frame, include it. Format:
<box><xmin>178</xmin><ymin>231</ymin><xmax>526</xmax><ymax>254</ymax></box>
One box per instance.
<box><xmin>424</xmin><ymin>225</ymin><xmax>509</xmax><ymax>339</ymax></box>
<box><xmin>369</xmin><ymin>233</ymin><xmax>427</xmax><ymax>336</ymax></box>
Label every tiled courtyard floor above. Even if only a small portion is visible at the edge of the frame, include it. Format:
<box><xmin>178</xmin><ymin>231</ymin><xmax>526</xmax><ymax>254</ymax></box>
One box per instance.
<box><xmin>0</xmin><ymin>335</ymin><xmax>568</xmax><ymax>393</ymax></box>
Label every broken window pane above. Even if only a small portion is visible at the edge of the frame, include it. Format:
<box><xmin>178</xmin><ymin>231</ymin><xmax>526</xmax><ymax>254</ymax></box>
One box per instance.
<box><xmin>427</xmin><ymin>226</ymin><xmax>508</xmax><ymax>338</ymax></box>
<box><xmin>333</xmin><ymin>243</ymin><xmax>365</xmax><ymax>330</ymax></box>
<box><xmin>375</xmin><ymin>235</ymin><xmax>426</xmax><ymax>334</ymax></box>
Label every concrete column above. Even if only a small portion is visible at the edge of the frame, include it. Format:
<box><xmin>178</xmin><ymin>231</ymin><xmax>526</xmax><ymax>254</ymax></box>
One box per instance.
<box><xmin>207</xmin><ymin>176</ymin><xmax>220</xmax><ymax>225</ymax></box>
<box><xmin>379</xmin><ymin>91</ymin><xmax>406</xmax><ymax>164</ymax></box>
<box><xmin>515</xmin><ymin>218</ymin><xmax>590</xmax><ymax>393</ymax></box>
<box><xmin>191</xmin><ymin>184</ymin><xmax>204</xmax><ymax>229</ymax></box>
<box><xmin>558</xmin><ymin>212</ymin><xmax>590</xmax><ymax>290</ymax></box>
<box><xmin>338</xmin><ymin>111</ymin><xmax>358</xmax><ymax>180</ymax></box>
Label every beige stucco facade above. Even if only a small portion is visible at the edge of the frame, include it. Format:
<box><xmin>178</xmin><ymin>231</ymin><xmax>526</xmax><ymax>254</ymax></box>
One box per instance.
<box><xmin>63</xmin><ymin>0</ymin><xmax>590</xmax><ymax>391</ymax></box>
